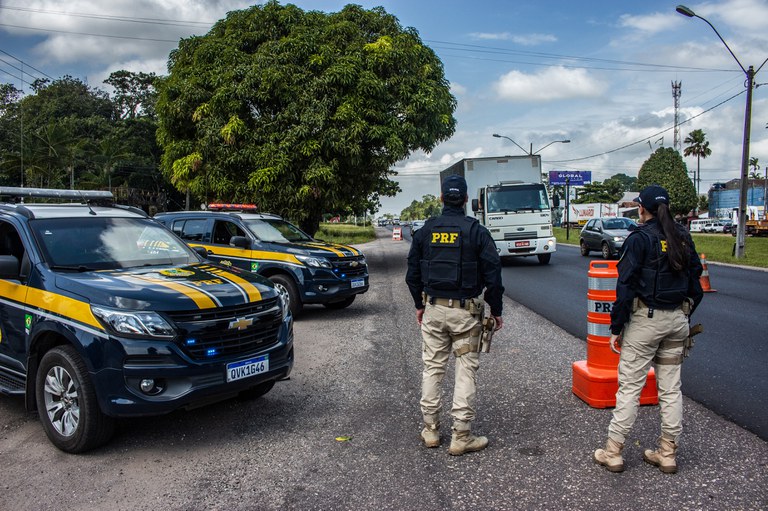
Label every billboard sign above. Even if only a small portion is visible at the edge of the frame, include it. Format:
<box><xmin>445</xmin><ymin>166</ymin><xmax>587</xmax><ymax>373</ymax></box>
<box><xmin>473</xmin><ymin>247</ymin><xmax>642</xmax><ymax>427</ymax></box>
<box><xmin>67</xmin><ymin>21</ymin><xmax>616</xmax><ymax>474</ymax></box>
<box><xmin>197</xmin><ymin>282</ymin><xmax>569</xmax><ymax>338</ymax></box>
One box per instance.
<box><xmin>549</xmin><ymin>170</ymin><xmax>592</xmax><ymax>186</ymax></box>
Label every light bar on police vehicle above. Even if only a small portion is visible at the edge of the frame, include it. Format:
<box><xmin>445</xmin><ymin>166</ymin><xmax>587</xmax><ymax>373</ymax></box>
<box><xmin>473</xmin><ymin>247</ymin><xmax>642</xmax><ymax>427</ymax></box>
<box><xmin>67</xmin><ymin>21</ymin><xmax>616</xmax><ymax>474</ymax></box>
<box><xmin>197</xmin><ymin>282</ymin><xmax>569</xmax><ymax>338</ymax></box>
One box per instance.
<box><xmin>207</xmin><ymin>203</ymin><xmax>258</xmax><ymax>211</ymax></box>
<box><xmin>0</xmin><ymin>187</ymin><xmax>114</xmax><ymax>201</ymax></box>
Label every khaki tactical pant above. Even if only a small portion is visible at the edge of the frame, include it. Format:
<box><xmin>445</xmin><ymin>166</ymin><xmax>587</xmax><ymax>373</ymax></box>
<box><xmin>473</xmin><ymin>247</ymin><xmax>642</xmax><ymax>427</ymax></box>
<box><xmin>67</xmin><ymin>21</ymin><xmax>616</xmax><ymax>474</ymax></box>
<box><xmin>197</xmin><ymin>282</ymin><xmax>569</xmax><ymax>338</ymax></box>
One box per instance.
<box><xmin>420</xmin><ymin>301</ymin><xmax>483</xmax><ymax>424</ymax></box>
<box><xmin>608</xmin><ymin>305</ymin><xmax>688</xmax><ymax>444</ymax></box>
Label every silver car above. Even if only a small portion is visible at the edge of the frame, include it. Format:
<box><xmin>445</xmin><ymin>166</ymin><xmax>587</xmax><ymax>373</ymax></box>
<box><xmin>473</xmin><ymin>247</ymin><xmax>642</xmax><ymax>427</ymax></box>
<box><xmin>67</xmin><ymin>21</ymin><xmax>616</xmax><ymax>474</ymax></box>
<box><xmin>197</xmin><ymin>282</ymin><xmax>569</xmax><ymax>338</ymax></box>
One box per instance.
<box><xmin>579</xmin><ymin>217</ymin><xmax>637</xmax><ymax>259</ymax></box>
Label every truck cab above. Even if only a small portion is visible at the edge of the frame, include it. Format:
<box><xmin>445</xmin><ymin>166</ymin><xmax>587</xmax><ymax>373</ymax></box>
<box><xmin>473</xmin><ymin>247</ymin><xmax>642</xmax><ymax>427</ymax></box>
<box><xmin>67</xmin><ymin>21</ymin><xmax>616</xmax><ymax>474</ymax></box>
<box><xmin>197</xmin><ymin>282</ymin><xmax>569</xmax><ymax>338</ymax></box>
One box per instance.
<box><xmin>472</xmin><ymin>181</ymin><xmax>556</xmax><ymax>264</ymax></box>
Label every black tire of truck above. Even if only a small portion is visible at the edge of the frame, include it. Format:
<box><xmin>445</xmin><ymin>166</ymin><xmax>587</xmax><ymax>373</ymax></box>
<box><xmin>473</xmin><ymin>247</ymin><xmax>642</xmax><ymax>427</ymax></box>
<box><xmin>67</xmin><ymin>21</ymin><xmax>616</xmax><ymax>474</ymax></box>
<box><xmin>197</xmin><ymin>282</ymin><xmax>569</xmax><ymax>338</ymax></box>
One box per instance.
<box><xmin>35</xmin><ymin>345</ymin><xmax>115</xmax><ymax>453</ymax></box>
<box><xmin>537</xmin><ymin>253</ymin><xmax>552</xmax><ymax>265</ymax></box>
<box><xmin>269</xmin><ymin>274</ymin><xmax>302</xmax><ymax>318</ymax></box>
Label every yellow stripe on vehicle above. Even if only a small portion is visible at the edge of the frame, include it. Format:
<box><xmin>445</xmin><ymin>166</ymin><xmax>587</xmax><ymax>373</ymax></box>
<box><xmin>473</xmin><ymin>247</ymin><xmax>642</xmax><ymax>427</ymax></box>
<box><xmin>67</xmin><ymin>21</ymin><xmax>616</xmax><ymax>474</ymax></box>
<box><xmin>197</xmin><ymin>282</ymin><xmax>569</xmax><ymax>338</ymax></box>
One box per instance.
<box><xmin>334</xmin><ymin>244</ymin><xmax>359</xmax><ymax>256</ymax></box>
<box><xmin>131</xmin><ymin>275</ymin><xmax>218</xmax><ymax>309</ymax></box>
<box><xmin>190</xmin><ymin>244</ymin><xmax>302</xmax><ymax>265</ymax></box>
<box><xmin>201</xmin><ymin>265</ymin><xmax>262</xmax><ymax>302</ymax></box>
<box><xmin>0</xmin><ymin>280</ymin><xmax>103</xmax><ymax>330</ymax></box>
<box><xmin>302</xmin><ymin>242</ymin><xmax>345</xmax><ymax>257</ymax></box>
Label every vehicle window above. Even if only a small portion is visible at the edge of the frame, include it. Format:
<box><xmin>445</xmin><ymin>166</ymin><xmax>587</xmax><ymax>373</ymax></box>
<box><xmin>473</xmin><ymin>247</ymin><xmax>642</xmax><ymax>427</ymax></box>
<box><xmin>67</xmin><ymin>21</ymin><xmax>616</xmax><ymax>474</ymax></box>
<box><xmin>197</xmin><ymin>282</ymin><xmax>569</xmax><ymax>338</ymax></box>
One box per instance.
<box><xmin>0</xmin><ymin>221</ymin><xmax>25</xmax><ymax>272</ymax></box>
<box><xmin>603</xmin><ymin>218</ymin><xmax>635</xmax><ymax>230</ymax></box>
<box><xmin>585</xmin><ymin>219</ymin><xmax>596</xmax><ymax>230</ymax></box>
<box><xmin>30</xmin><ymin>217</ymin><xmax>196</xmax><ymax>270</ymax></box>
<box><xmin>175</xmin><ymin>219</ymin><xmax>207</xmax><ymax>242</ymax></box>
<box><xmin>213</xmin><ymin>220</ymin><xmax>246</xmax><ymax>245</ymax></box>
<box><xmin>243</xmin><ymin>218</ymin><xmax>313</xmax><ymax>242</ymax></box>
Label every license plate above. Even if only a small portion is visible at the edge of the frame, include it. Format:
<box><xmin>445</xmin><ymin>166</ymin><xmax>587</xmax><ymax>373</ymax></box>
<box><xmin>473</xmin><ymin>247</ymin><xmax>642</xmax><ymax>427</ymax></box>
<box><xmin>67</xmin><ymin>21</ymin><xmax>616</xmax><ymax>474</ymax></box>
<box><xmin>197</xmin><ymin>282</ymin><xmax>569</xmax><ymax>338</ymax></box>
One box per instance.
<box><xmin>227</xmin><ymin>355</ymin><xmax>269</xmax><ymax>383</ymax></box>
<box><xmin>351</xmin><ymin>278</ymin><xmax>365</xmax><ymax>288</ymax></box>
<box><xmin>514</xmin><ymin>241</ymin><xmax>530</xmax><ymax>247</ymax></box>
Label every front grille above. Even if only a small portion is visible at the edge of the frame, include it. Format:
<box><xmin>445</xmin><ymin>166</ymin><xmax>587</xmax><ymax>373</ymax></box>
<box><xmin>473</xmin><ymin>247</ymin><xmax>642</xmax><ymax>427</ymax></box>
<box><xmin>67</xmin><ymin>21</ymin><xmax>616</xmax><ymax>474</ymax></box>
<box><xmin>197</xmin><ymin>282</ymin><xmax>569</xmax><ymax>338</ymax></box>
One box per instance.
<box><xmin>331</xmin><ymin>255</ymin><xmax>367</xmax><ymax>277</ymax></box>
<box><xmin>504</xmin><ymin>231</ymin><xmax>537</xmax><ymax>241</ymax></box>
<box><xmin>166</xmin><ymin>297</ymin><xmax>282</xmax><ymax>361</ymax></box>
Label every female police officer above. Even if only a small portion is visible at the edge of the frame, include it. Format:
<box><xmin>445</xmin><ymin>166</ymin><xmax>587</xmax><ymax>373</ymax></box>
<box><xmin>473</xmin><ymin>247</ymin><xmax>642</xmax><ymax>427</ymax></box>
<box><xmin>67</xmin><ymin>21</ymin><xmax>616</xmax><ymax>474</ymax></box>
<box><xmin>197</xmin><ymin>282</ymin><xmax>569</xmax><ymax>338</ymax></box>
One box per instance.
<box><xmin>594</xmin><ymin>185</ymin><xmax>703</xmax><ymax>473</ymax></box>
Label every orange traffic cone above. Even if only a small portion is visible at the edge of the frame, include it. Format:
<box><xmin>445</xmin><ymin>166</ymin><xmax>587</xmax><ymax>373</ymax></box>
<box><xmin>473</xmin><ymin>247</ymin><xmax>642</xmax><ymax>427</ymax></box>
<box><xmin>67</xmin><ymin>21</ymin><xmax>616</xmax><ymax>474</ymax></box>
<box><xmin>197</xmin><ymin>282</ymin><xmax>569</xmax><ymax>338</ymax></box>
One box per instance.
<box><xmin>699</xmin><ymin>253</ymin><xmax>716</xmax><ymax>293</ymax></box>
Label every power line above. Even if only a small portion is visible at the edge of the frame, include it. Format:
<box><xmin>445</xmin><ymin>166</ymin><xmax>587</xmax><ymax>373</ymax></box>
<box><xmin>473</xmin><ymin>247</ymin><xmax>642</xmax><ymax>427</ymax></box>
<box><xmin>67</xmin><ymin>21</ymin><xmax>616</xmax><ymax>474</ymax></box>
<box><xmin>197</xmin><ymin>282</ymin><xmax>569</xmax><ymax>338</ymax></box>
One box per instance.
<box><xmin>0</xmin><ymin>49</ymin><xmax>54</xmax><ymax>80</ymax></box>
<box><xmin>0</xmin><ymin>22</ymin><xmax>180</xmax><ymax>43</ymax></box>
<box><xmin>0</xmin><ymin>5</ymin><xmax>211</xmax><ymax>27</ymax></box>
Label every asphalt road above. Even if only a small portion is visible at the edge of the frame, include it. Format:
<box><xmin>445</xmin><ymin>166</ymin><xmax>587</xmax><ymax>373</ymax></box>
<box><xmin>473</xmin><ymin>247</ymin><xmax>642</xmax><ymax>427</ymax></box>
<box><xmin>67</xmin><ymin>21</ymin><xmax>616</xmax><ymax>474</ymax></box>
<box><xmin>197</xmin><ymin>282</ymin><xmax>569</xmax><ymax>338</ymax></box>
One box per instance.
<box><xmin>0</xmin><ymin>229</ymin><xmax>765</xmax><ymax>510</ymax></box>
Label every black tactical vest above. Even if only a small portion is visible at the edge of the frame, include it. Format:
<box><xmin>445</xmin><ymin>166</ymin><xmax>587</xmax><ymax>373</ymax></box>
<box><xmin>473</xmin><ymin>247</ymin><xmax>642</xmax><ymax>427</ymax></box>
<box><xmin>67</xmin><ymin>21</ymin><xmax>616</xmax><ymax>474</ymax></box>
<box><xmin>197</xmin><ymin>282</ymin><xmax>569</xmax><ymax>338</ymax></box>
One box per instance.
<box><xmin>633</xmin><ymin>224</ymin><xmax>689</xmax><ymax>307</ymax></box>
<box><xmin>420</xmin><ymin>214</ymin><xmax>480</xmax><ymax>298</ymax></box>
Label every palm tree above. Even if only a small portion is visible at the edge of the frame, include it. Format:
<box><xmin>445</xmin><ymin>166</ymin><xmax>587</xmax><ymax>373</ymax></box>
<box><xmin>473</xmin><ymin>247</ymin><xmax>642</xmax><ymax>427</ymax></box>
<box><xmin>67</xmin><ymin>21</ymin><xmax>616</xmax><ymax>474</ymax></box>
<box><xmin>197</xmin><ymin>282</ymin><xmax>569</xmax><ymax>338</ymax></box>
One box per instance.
<box><xmin>683</xmin><ymin>129</ymin><xmax>712</xmax><ymax>196</ymax></box>
<box><xmin>748</xmin><ymin>157</ymin><xmax>761</xmax><ymax>179</ymax></box>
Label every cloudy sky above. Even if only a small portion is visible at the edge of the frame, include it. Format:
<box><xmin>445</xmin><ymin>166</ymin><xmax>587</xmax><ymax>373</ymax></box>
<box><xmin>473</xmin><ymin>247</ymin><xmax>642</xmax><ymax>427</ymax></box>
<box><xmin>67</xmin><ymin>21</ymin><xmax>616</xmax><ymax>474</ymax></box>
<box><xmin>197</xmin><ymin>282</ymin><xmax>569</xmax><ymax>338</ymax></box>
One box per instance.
<box><xmin>1</xmin><ymin>0</ymin><xmax>767</xmax><ymax>215</ymax></box>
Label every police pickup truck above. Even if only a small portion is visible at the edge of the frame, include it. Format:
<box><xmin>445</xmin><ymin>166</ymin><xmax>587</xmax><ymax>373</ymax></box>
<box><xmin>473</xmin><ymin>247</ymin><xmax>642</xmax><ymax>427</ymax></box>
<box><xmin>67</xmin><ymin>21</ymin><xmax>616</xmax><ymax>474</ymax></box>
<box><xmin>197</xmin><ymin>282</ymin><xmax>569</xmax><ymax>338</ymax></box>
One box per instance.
<box><xmin>0</xmin><ymin>188</ymin><xmax>293</xmax><ymax>453</ymax></box>
<box><xmin>154</xmin><ymin>206</ymin><xmax>369</xmax><ymax>317</ymax></box>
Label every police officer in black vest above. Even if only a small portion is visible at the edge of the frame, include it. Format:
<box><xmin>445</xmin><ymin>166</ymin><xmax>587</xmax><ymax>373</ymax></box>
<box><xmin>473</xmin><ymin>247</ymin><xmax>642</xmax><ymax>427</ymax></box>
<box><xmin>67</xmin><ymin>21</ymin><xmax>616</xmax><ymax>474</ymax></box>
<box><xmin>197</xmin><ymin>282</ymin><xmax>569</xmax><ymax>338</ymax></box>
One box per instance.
<box><xmin>406</xmin><ymin>174</ymin><xmax>504</xmax><ymax>455</ymax></box>
<box><xmin>594</xmin><ymin>184</ymin><xmax>703</xmax><ymax>473</ymax></box>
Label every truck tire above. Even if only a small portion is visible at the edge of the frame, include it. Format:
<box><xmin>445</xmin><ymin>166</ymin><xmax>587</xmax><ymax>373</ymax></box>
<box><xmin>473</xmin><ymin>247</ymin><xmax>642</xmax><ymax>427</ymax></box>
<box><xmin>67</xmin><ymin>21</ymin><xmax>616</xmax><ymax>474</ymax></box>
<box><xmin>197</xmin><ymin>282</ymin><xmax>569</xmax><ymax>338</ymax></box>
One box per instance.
<box><xmin>269</xmin><ymin>274</ymin><xmax>302</xmax><ymax>317</ymax></box>
<box><xmin>36</xmin><ymin>345</ymin><xmax>115</xmax><ymax>453</ymax></box>
<box><xmin>537</xmin><ymin>253</ymin><xmax>551</xmax><ymax>265</ymax></box>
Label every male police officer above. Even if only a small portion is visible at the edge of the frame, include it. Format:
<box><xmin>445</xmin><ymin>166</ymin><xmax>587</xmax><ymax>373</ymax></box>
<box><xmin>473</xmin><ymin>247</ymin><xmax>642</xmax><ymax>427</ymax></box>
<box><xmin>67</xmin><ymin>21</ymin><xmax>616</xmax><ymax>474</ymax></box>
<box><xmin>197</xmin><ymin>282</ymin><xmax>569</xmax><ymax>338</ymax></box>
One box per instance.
<box><xmin>405</xmin><ymin>174</ymin><xmax>504</xmax><ymax>455</ymax></box>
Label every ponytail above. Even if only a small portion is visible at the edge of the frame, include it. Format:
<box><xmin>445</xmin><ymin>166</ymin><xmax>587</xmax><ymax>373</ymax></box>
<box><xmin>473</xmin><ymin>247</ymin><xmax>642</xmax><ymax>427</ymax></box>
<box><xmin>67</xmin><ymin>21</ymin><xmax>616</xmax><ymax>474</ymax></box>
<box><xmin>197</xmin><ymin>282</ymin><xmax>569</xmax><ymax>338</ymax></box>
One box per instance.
<box><xmin>655</xmin><ymin>203</ymin><xmax>689</xmax><ymax>271</ymax></box>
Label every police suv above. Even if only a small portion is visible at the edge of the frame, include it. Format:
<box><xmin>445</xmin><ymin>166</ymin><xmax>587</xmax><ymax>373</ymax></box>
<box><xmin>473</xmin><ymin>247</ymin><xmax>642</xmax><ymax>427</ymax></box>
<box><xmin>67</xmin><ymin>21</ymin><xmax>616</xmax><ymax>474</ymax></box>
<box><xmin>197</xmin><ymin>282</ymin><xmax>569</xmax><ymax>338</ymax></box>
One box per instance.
<box><xmin>0</xmin><ymin>188</ymin><xmax>293</xmax><ymax>453</ymax></box>
<box><xmin>154</xmin><ymin>206</ymin><xmax>369</xmax><ymax>317</ymax></box>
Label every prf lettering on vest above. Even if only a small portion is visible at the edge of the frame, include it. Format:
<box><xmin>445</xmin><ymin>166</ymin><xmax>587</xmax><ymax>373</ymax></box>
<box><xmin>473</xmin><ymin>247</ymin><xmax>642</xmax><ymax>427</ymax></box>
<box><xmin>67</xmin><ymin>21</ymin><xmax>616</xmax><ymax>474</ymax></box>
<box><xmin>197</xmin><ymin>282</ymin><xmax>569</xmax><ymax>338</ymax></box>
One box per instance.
<box><xmin>431</xmin><ymin>232</ymin><xmax>459</xmax><ymax>244</ymax></box>
<box><xmin>660</xmin><ymin>240</ymin><xmax>668</xmax><ymax>252</ymax></box>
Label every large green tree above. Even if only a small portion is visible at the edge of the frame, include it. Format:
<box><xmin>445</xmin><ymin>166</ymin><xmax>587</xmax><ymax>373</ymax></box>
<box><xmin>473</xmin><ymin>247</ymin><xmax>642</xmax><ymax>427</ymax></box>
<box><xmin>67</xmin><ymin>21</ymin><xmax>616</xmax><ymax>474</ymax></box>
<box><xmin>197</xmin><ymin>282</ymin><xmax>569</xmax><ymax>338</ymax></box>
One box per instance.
<box><xmin>156</xmin><ymin>1</ymin><xmax>456</xmax><ymax>235</ymax></box>
<box><xmin>683</xmin><ymin>129</ymin><xmax>711</xmax><ymax>196</ymax></box>
<box><xmin>400</xmin><ymin>194</ymin><xmax>441</xmax><ymax>220</ymax></box>
<box><xmin>574</xmin><ymin>180</ymin><xmax>624</xmax><ymax>203</ymax></box>
<box><xmin>637</xmin><ymin>147</ymin><xmax>697</xmax><ymax>217</ymax></box>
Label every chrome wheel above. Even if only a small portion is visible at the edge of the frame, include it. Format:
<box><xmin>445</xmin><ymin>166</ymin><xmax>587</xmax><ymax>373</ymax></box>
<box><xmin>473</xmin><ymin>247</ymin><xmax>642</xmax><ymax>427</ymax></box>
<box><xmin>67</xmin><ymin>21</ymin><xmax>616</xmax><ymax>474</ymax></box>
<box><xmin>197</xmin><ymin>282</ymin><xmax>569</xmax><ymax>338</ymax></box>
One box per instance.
<box><xmin>43</xmin><ymin>365</ymin><xmax>80</xmax><ymax>437</ymax></box>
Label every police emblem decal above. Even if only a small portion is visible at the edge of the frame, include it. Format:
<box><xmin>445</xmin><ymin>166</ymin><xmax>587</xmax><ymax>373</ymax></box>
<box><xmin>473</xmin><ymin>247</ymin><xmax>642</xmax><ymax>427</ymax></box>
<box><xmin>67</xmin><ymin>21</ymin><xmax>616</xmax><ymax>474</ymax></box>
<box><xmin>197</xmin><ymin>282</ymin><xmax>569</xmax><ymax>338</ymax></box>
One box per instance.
<box><xmin>159</xmin><ymin>268</ymin><xmax>195</xmax><ymax>278</ymax></box>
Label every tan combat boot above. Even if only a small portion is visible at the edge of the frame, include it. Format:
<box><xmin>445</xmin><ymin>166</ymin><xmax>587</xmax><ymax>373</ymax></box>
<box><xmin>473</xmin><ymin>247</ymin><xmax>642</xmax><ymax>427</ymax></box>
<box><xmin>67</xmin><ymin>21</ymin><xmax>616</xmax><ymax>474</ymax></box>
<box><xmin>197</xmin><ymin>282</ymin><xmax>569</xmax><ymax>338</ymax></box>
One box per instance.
<box><xmin>643</xmin><ymin>436</ymin><xmax>678</xmax><ymax>474</ymax></box>
<box><xmin>420</xmin><ymin>422</ymin><xmax>440</xmax><ymax>448</ymax></box>
<box><xmin>448</xmin><ymin>423</ymin><xmax>488</xmax><ymax>456</ymax></box>
<box><xmin>593</xmin><ymin>438</ymin><xmax>625</xmax><ymax>472</ymax></box>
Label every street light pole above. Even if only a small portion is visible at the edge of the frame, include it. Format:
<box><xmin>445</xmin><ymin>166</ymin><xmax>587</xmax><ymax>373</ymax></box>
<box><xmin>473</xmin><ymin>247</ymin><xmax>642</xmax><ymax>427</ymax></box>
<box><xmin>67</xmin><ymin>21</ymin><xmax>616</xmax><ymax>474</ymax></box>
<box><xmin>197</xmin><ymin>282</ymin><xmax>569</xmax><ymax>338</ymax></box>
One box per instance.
<box><xmin>676</xmin><ymin>5</ymin><xmax>767</xmax><ymax>258</ymax></box>
<box><xmin>492</xmin><ymin>134</ymin><xmax>529</xmax><ymax>155</ymax></box>
<box><xmin>492</xmin><ymin>133</ymin><xmax>570</xmax><ymax>155</ymax></box>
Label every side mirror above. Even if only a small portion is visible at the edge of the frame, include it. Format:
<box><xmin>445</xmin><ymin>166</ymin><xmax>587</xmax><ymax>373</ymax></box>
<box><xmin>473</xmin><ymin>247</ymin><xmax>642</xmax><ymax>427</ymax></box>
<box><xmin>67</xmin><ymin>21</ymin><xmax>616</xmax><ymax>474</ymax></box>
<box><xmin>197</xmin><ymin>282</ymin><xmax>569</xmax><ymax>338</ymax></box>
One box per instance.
<box><xmin>471</xmin><ymin>199</ymin><xmax>480</xmax><ymax>212</ymax></box>
<box><xmin>193</xmin><ymin>246</ymin><xmax>209</xmax><ymax>259</ymax></box>
<box><xmin>0</xmin><ymin>255</ymin><xmax>20</xmax><ymax>279</ymax></box>
<box><xmin>230</xmin><ymin>236</ymin><xmax>251</xmax><ymax>249</ymax></box>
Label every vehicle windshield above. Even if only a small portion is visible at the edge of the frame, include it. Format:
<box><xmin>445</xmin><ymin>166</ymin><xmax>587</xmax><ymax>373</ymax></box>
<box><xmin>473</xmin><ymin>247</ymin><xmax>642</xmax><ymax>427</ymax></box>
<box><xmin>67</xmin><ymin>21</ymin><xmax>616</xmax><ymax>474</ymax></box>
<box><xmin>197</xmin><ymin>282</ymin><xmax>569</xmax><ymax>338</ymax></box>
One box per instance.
<box><xmin>30</xmin><ymin>217</ymin><xmax>197</xmax><ymax>270</ymax></box>
<box><xmin>603</xmin><ymin>218</ymin><xmax>636</xmax><ymax>230</ymax></box>
<box><xmin>243</xmin><ymin>218</ymin><xmax>313</xmax><ymax>243</ymax></box>
<box><xmin>486</xmin><ymin>184</ymin><xmax>550</xmax><ymax>213</ymax></box>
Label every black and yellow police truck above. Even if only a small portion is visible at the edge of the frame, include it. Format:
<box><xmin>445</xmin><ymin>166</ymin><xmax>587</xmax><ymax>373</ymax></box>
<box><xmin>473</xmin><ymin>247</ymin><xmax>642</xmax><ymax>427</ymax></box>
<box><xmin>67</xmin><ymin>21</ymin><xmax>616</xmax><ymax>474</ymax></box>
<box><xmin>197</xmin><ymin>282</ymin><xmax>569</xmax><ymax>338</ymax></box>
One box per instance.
<box><xmin>0</xmin><ymin>188</ymin><xmax>293</xmax><ymax>453</ymax></box>
<box><xmin>154</xmin><ymin>205</ymin><xmax>369</xmax><ymax>317</ymax></box>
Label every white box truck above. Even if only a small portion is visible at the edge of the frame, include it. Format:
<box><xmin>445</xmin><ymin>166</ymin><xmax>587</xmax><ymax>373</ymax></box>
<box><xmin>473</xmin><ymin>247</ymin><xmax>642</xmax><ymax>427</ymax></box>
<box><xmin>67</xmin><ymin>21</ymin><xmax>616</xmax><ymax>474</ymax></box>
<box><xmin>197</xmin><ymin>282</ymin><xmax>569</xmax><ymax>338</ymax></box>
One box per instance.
<box><xmin>440</xmin><ymin>155</ymin><xmax>556</xmax><ymax>264</ymax></box>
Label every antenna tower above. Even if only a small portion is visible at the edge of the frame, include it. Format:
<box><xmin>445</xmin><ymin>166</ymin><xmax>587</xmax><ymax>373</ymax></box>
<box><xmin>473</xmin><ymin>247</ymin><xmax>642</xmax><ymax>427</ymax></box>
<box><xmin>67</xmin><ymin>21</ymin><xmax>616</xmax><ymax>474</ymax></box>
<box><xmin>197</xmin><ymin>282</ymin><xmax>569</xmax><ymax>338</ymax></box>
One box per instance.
<box><xmin>672</xmin><ymin>81</ymin><xmax>682</xmax><ymax>152</ymax></box>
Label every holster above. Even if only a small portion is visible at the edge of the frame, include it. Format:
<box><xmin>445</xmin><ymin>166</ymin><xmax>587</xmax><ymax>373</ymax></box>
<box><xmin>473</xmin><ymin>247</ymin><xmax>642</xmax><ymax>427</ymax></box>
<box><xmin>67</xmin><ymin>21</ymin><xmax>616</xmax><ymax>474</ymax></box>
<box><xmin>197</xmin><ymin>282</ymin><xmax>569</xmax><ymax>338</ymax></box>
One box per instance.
<box><xmin>479</xmin><ymin>316</ymin><xmax>496</xmax><ymax>353</ymax></box>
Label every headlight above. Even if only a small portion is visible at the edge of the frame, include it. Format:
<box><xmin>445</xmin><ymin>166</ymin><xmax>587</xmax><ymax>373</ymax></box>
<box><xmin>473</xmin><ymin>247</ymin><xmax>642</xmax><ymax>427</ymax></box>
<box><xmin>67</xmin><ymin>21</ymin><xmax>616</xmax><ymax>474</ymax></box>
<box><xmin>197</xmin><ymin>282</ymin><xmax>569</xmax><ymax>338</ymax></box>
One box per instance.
<box><xmin>613</xmin><ymin>236</ymin><xmax>625</xmax><ymax>242</ymax></box>
<box><xmin>275</xmin><ymin>285</ymin><xmax>290</xmax><ymax>320</ymax></box>
<box><xmin>296</xmin><ymin>254</ymin><xmax>332</xmax><ymax>268</ymax></box>
<box><xmin>358</xmin><ymin>255</ymin><xmax>367</xmax><ymax>266</ymax></box>
<box><xmin>92</xmin><ymin>305</ymin><xmax>175</xmax><ymax>338</ymax></box>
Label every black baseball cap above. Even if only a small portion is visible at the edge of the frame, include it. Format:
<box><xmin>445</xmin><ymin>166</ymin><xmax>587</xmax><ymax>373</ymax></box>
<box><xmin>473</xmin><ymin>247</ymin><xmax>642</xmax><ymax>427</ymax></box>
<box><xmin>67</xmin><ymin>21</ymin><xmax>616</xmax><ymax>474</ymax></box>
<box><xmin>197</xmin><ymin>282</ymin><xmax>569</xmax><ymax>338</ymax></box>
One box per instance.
<box><xmin>634</xmin><ymin>184</ymin><xmax>669</xmax><ymax>213</ymax></box>
<box><xmin>441</xmin><ymin>175</ymin><xmax>467</xmax><ymax>197</ymax></box>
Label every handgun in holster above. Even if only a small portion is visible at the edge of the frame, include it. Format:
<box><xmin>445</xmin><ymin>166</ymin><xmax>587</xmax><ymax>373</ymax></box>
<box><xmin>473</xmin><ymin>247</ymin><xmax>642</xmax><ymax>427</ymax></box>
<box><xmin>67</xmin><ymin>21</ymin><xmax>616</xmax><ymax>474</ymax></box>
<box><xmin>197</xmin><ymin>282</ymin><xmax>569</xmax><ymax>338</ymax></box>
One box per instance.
<box><xmin>685</xmin><ymin>323</ymin><xmax>703</xmax><ymax>358</ymax></box>
<box><xmin>479</xmin><ymin>316</ymin><xmax>496</xmax><ymax>353</ymax></box>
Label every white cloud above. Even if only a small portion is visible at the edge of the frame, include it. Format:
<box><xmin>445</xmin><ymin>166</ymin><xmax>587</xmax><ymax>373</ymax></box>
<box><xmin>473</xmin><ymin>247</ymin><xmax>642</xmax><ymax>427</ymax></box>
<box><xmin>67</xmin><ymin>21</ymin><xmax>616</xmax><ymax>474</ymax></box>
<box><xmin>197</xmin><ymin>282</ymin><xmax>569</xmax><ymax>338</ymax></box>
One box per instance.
<box><xmin>469</xmin><ymin>32</ymin><xmax>556</xmax><ymax>46</ymax></box>
<box><xmin>494</xmin><ymin>66</ymin><xmax>607</xmax><ymax>102</ymax></box>
<box><xmin>450</xmin><ymin>82</ymin><xmax>467</xmax><ymax>96</ymax></box>
<box><xmin>619</xmin><ymin>12</ymin><xmax>680</xmax><ymax>34</ymax></box>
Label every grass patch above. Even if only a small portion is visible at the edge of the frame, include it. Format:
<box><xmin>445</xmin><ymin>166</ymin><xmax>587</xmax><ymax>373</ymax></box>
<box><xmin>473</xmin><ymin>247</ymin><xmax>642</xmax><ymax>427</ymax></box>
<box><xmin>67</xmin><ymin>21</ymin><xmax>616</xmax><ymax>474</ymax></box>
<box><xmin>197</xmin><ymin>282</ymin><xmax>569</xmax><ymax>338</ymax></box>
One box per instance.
<box><xmin>315</xmin><ymin>223</ymin><xmax>376</xmax><ymax>245</ymax></box>
<box><xmin>554</xmin><ymin>226</ymin><xmax>768</xmax><ymax>268</ymax></box>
